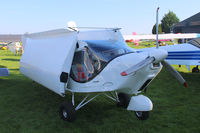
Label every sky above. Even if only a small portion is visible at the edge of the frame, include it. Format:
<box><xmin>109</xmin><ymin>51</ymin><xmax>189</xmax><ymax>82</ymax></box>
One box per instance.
<box><xmin>0</xmin><ymin>0</ymin><xmax>199</xmax><ymax>35</ymax></box>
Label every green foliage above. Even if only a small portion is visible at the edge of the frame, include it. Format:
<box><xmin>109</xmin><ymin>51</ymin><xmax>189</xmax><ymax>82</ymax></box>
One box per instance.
<box><xmin>161</xmin><ymin>11</ymin><xmax>180</xmax><ymax>33</ymax></box>
<box><xmin>152</xmin><ymin>24</ymin><xmax>162</xmax><ymax>34</ymax></box>
<box><xmin>127</xmin><ymin>41</ymin><xmax>174</xmax><ymax>49</ymax></box>
<box><xmin>0</xmin><ymin>49</ymin><xmax>200</xmax><ymax>133</ymax></box>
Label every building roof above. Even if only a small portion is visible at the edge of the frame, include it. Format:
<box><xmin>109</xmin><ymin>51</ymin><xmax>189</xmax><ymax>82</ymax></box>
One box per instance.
<box><xmin>172</xmin><ymin>12</ymin><xmax>200</xmax><ymax>28</ymax></box>
<box><xmin>0</xmin><ymin>34</ymin><xmax>22</xmax><ymax>42</ymax></box>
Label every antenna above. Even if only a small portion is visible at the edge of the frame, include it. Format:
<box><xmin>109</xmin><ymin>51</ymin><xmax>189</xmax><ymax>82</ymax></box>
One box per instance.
<box><xmin>156</xmin><ymin>7</ymin><xmax>160</xmax><ymax>48</ymax></box>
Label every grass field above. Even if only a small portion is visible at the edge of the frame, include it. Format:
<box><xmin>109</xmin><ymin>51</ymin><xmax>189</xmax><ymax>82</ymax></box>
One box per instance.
<box><xmin>0</xmin><ymin>48</ymin><xmax>200</xmax><ymax>133</ymax></box>
<box><xmin>127</xmin><ymin>41</ymin><xmax>174</xmax><ymax>49</ymax></box>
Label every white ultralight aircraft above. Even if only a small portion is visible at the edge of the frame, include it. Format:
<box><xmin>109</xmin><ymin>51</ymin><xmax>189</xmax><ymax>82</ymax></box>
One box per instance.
<box><xmin>20</xmin><ymin>29</ymin><xmax>188</xmax><ymax>122</ymax></box>
<box><xmin>19</xmin><ymin>9</ymin><xmax>188</xmax><ymax>122</ymax></box>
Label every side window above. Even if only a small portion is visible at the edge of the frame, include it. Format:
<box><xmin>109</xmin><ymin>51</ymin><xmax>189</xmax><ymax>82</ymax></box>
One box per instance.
<box><xmin>84</xmin><ymin>48</ymin><xmax>94</xmax><ymax>74</ymax></box>
<box><xmin>71</xmin><ymin>51</ymin><xmax>87</xmax><ymax>82</ymax></box>
<box><xmin>87</xmin><ymin>48</ymin><xmax>101</xmax><ymax>73</ymax></box>
<box><xmin>70</xmin><ymin>47</ymin><xmax>101</xmax><ymax>82</ymax></box>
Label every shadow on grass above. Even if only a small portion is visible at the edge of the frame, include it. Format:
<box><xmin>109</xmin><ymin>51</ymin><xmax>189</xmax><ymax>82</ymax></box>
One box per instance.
<box><xmin>9</xmin><ymin>68</ymin><xmax>19</xmax><ymax>71</ymax></box>
<box><xmin>2</xmin><ymin>58</ymin><xmax>20</xmax><ymax>62</ymax></box>
<box><xmin>0</xmin><ymin>65</ymin><xmax>7</xmax><ymax>68</ymax></box>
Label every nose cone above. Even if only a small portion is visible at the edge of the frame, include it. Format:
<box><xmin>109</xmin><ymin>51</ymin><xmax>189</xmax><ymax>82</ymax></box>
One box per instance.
<box><xmin>149</xmin><ymin>49</ymin><xmax>168</xmax><ymax>63</ymax></box>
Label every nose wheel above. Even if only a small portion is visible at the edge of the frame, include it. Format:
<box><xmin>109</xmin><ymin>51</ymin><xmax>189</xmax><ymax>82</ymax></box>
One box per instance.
<box><xmin>135</xmin><ymin>111</ymin><xmax>149</xmax><ymax>120</ymax></box>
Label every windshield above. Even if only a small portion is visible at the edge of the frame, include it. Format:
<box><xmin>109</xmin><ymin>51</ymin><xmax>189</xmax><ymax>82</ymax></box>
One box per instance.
<box><xmin>70</xmin><ymin>40</ymin><xmax>134</xmax><ymax>82</ymax></box>
<box><xmin>86</xmin><ymin>40</ymin><xmax>133</xmax><ymax>62</ymax></box>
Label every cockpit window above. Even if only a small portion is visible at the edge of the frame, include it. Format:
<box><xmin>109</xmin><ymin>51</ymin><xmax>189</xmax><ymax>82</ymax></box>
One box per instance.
<box><xmin>86</xmin><ymin>40</ymin><xmax>133</xmax><ymax>62</ymax></box>
<box><xmin>70</xmin><ymin>40</ymin><xmax>134</xmax><ymax>82</ymax></box>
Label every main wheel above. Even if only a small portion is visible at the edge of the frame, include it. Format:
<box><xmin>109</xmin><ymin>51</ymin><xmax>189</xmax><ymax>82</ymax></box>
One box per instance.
<box><xmin>192</xmin><ymin>67</ymin><xmax>199</xmax><ymax>73</ymax></box>
<box><xmin>117</xmin><ymin>93</ymin><xmax>131</xmax><ymax>108</ymax></box>
<box><xmin>135</xmin><ymin>111</ymin><xmax>149</xmax><ymax>120</ymax></box>
<box><xmin>59</xmin><ymin>102</ymin><xmax>76</xmax><ymax>122</ymax></box>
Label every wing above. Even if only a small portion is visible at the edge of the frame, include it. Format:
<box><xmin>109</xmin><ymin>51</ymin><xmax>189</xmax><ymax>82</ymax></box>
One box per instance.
<box><xmin>123</xmin><ymin>33</ymin><xmax>200</xmax><ymax>40</ymax></box>
<box><xmin>20</xmin><ymin>29</ymin><xmax>77</xmax><ymax>96</ymax></box>
<box><xmin>137</xmin><ymin>38</ymin><xmax>200</xmax><ymax>67</ymax></box>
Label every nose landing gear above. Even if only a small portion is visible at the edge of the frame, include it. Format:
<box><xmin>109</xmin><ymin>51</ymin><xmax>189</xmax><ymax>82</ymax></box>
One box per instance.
<box><xmin>117</xmin><ymin>93</ymin><xmax>131</xmax><ymax>108</ymax></box>
<box><xmin>135</xmin><ymin>111</ymin><xmax>149</xmax><ymax>120</ymax></box>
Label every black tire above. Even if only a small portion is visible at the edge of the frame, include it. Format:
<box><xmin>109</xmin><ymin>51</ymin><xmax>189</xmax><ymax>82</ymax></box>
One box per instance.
<box><xmin>117</xmin><ymin>93</ymin><xmax>131</xmax><ymax>108</ymax></box>
<box><xmin>192</xmin><ymin>67</ymin><xmax>199</xmax><ymax>73</ymax></box>
<box><xmin>59</xmin><ymin>102</ymin><xmax>76</xmax><ymax>122</ymax></box>
<box><xmin>135</xmin><ymin>111</ymin><xmax>149</xmax><ymax>120</ymax></box>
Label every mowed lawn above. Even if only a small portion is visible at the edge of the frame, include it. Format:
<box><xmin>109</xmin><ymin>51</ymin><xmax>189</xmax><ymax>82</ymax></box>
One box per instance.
<box><xmin>0</xmin><ymin>48</ymin><xmax>200</xmax><ymax>133</ymax></box>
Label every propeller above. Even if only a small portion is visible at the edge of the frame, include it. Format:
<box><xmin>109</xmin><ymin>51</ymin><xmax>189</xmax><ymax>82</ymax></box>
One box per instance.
<box><xmin>161</xmin><ymin>60</ymin><xmax>188</xmax><ymax>87</ymax></box>
<box><xmin>155</xmin><ymin>7</ymin><xmax>187</xmax><ymax>88</ymax></box>
<box><xmin>121</xmin><ymin>51</ymin><xmax>188</xmax><ymax>88</ymax></box>
<box><xmin>122</xmin><ymin>7</ymin><xmax>188</xmax><ymax>88</ymax></box>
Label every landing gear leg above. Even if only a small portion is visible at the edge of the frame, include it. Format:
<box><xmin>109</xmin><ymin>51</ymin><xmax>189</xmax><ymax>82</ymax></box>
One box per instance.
<box><xmin>59</xmin><ymin>93</ymin><xmax>99</xmax><ymax>122</ymax></box>
<box><xmin>117</xmin><ymin>93</ymin><xmax>131</xmax><ymax>108</ymax></box>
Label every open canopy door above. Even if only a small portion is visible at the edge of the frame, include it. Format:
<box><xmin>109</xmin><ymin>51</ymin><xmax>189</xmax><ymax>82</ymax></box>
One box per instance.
<box><xmin>20</xmin><ymin>29</ymin><xmax>77</xmax><ymax>96</ymax></box>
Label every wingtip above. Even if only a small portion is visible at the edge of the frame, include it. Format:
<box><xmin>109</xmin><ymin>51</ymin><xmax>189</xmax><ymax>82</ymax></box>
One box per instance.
<box><xmin>184</xmin><ymin>82</ymin><xmax>188</xmax><ymax>88</ymax></box>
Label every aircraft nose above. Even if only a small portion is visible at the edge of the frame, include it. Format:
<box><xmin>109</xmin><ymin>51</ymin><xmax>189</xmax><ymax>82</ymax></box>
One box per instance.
<box><xmin>148</xmin><ymin>49</ymin><xmax>168</xmax><ymax>63</ymax></box>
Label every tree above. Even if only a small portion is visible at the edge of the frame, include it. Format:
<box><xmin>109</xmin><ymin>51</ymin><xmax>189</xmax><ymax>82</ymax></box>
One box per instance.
<box><xmin>152</xmin><ymin>24</ymin><xmax>162</xmax><ymax>34</ymax></box>
<box><xmin>161</xmin><ymin>11</ymin><xmax>179</xmax><ymax>33</ymax></box>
